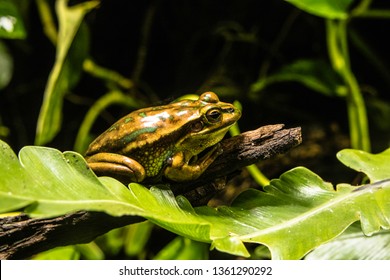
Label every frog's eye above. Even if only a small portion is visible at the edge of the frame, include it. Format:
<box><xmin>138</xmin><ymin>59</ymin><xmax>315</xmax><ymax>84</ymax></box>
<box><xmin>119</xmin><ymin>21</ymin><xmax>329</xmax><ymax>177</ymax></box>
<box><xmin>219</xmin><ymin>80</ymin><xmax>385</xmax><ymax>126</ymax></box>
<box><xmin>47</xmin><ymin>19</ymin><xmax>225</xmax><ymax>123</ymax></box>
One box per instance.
<box><xmin>206</xmin><ymin>108</ymin><xmax>222</xmax><ymax>123</ymax></box>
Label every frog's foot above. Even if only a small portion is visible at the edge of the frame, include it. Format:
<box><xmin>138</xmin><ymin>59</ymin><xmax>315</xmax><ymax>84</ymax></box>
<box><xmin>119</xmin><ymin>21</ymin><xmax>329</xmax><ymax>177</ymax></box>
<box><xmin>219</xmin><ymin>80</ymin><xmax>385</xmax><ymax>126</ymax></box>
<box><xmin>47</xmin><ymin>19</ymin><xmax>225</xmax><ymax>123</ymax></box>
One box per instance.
<box><xmin>164</xmin><ymin>143</ymin><xmax>222</xmax><ymax>182</ymax></box>
<box><xmin>86</xmin><ymin>153</ymin><xmax>146</xmax><ymax>183</ymax></box>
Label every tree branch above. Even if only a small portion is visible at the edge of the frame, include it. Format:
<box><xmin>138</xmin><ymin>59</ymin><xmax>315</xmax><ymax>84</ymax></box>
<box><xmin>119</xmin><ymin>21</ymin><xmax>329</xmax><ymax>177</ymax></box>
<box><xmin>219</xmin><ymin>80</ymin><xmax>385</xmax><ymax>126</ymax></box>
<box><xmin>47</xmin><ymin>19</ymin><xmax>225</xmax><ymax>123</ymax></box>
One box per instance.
<box><xmin>172</xmin><ymin>124</ymin><xmax>302</xmax><ymax>201</ymax></box>
<box><xmin>0</xmin><ymin>212</ymin><xmax>143</xmax><ymax>260</ymax></box>
<box><xmin>0</xmin><ymin>124</ymin><xmax>301</xmax><ymax>259</ymax></box>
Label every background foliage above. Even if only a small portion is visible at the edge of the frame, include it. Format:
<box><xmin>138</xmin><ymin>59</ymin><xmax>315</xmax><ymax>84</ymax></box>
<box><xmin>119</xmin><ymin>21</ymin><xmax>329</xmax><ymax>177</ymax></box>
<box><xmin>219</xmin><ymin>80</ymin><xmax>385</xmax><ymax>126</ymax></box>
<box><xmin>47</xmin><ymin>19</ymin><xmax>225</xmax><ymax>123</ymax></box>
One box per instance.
<box><xmin>1</xmin><ymin>0</ymin><xmax>390</xmax><ymax>259</ymax></box>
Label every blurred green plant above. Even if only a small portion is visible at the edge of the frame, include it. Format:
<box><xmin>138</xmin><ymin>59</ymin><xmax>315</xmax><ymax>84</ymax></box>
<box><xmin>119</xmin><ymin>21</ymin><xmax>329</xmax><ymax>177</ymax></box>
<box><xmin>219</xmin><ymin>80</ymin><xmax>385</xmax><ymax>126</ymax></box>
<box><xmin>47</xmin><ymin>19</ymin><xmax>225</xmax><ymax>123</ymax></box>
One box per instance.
<box><xmin>0</xmin><ymin>40</ymin><xmax>13</xmax><ymax>90</ymax></box>
<box><xmin>35</xmin><ymin>0</ymin><xmax>99</xmax><ymax>145</ymax></box>
<box><xmin>0</xmin><ymin>0</ymin><xmax>26</xmax><ymax>39</ymax></box>
<box><xmin>0</xmin><ymin>0</ymin><xmax>26</xmax><ymax>140</ymax></box>
<box><xmin>250</xmin><ymin>0</ymin><xmax>390</xmax><ymax>152</ymax></box>
<box><xmin>154</xmin><ymin>237</ymin><xmax>209</xmax><ymax>260</ymax></box>
<box><xmin>34</xmin><ymin>0</ymin><xmax>153</xmax><ymax>151</ymax></box>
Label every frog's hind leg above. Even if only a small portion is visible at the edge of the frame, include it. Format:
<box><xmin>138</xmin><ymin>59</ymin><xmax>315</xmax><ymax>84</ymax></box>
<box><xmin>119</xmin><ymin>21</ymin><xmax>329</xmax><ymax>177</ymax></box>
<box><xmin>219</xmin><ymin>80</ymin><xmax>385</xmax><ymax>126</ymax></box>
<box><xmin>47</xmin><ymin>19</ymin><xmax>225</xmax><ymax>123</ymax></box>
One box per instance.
<box><xmin>86</xmin><ymin>153</ymin><xmax>146</xmax><ymax>183</ymax></box>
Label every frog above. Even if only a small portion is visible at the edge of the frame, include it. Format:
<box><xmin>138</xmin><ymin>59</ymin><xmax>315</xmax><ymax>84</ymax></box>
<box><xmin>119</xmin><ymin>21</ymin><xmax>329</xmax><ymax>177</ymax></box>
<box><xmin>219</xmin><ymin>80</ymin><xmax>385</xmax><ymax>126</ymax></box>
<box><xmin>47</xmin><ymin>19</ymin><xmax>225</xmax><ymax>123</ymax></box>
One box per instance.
<box><xmin>85</xmin><ymin>92</ymin><xmax>241</xmax><ymax>184</ymax></box>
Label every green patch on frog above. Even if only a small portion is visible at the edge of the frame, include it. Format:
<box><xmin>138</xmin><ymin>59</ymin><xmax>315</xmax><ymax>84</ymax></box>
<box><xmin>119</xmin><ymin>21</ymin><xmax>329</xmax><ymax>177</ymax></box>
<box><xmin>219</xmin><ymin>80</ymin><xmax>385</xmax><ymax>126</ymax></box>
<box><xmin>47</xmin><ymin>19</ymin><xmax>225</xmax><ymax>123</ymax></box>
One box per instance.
<box><xmin>107</xmin><ymin>123</ymin><xmax>119</xmax><ymax>132</ymax></box>
<box><xmin>121</xmin><ymin>127</ymin><xmax>158</xmax><ymax>144</ymax></box>
<box><xmin>124</xmin><ymin>117</ymin><xmax>134</xmax><ymax>124</ymax></box>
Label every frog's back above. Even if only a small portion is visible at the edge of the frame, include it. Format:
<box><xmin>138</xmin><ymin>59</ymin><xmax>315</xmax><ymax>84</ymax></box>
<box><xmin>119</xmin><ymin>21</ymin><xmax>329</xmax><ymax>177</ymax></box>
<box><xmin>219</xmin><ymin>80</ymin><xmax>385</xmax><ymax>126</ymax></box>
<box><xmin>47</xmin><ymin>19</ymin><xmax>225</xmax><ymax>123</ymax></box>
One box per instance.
<box><xmin>85</xmin><ymin>100</ymin><xmax>201</xmax><ymax>156</ymax></box>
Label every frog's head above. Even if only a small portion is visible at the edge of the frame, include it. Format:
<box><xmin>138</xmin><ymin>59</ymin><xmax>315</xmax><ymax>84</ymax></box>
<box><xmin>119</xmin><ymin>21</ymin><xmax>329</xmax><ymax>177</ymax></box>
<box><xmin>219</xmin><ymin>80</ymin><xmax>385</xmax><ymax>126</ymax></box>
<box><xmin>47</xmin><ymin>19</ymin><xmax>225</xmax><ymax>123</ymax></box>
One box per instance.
<box><xmin>175</xmin><ymin>92</ymin><xmax>241</xmax><ymax>156</ymax></box>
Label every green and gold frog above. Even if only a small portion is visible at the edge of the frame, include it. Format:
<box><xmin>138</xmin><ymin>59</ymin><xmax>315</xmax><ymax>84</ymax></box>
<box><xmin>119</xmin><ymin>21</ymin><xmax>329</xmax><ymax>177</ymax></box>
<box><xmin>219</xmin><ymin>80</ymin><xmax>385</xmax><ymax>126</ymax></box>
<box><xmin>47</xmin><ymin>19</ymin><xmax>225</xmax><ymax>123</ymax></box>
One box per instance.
<box><xmin>85</xmin><ymin>92</ymin><xmax>241</xmax><ymax>183</ymax></box>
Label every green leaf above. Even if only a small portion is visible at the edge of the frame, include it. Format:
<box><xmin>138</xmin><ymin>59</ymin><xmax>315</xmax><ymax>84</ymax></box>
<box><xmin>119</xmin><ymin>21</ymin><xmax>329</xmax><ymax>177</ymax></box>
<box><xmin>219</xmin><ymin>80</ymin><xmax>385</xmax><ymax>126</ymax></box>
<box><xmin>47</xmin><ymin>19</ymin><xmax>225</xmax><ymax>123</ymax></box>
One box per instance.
<box><xmin>337</xmin><ymin>148</ymin><xmax>390</xmax><ymax>182</ymax></box>
<box><xmin>154</xmin><ymin>237</ymin><xmax>209</xmax><ymax>260</ymax></box>
<box><xmin>306</xmin><ymin>223</ymin><xmax>390</xmax><ymax>260</ymax></box>
<box><xmin>250</xmin><ymin>59</ymin><xmax>346</xmax><ymax>97</ymax></box>
<box><xmin>0</xmin><ymin>141</ymin><xmax>141</xmax><ymax>216</ymax></box>
<box><xmin>0</xmin><ymin>0</ymin><xmax>26</xmax><ymax>39</ymax></box>
<box><xmin>32</xmin><ymin>246</ymin><xmax>80</xmax><ymax>260</ymax></box>
<box><xmin>124</xmin><ymin>222</ymin><xmax>153</xmax><ymax>257</ymax></box>
<box><xmin>35</xmin><ymin>0</ymin><xmax>98</xmax><ymax>145</ymax></box>
<box><xmin>0</xmin><ymin>139</ymin><xmax>35</xmax><ymax>212</ymax></box>
<box><xmin>1</xmin><ymin>140</ymin><xmax>389</xmax><ymax>259</ymax></box>
<box><xmin>227</xmin><ymin>172</ymin><xmax>390</xmax><ymax>259</ymax></box>
<box><xmin>95</xmin><ymin>227</ymin><xmax>126</xmax><ymax>257</ymax></box>
<box><xmin>75</xmin><ymin>242</ymin><xmax>104</xmax><ymax>260</ymax></box>
<box><xmin>284</xmin><ymin>0</ymin><xmax>355</xmax><ymax>19</ymax></box>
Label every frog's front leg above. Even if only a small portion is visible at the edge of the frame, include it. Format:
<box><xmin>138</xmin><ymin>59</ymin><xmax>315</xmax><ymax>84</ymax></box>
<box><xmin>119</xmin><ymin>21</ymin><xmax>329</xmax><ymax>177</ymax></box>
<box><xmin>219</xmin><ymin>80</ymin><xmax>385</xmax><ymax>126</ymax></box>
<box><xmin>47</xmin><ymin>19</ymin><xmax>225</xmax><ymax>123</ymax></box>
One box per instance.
<box><xmin>164</xmin><ymin>144</ymin><xmax>222</xmax><ymax>182</ymax></box>
<box><xmin>86</xmin><ymin>153</ymin><xmax>146</xmax><ymax>182</ymax></box>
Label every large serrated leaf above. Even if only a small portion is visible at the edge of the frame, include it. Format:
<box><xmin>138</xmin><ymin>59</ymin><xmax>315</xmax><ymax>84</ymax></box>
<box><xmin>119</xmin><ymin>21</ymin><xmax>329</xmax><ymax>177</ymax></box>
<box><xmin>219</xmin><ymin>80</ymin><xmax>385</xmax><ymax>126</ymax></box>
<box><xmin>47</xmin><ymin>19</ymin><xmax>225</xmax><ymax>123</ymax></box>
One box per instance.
<box><xmin>337</xmin><ymin>148</ymin><xmax>390</xmax><ymax>182</ymax></box>
<box><xmin>1</xmin><ymin>140</ymin><xmax>390</xmax><ymax>259</ymax></box>
<box><xmin>224</xmin><ymin>170</ymin><xmax>390</xmax><ymax>259</ymax></box>
<box><xmin>0</xmin><ymin>142</ymin><xmax>142</xmax><ymax>217</ymax></box>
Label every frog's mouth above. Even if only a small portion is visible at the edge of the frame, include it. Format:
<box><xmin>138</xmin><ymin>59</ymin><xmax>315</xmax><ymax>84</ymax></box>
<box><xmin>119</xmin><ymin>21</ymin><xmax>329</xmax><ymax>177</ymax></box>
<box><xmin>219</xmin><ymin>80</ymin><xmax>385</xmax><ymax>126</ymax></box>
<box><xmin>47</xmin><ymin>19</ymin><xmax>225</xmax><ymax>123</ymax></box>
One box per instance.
<box><xmin>184</xmin><ymin>125</ymin><xmax>232</xmax><ymax>158</ymax></box>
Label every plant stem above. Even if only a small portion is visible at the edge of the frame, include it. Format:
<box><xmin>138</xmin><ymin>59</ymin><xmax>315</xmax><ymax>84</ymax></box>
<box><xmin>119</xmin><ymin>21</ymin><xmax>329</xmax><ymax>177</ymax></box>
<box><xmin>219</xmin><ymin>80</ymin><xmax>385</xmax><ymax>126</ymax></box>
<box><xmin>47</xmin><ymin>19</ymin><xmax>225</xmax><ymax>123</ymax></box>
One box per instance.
<box><xmin>326</xmin><ymin>19</ymin><xmax>371</xmax><ymax>152</ymax></box>
<box><xmin>355</xmin><ymin>9</ymin><xmax>390</xmax><ymax>19</ymax></box>
<box><xmin>246</xmin><ymin>164</ymin><xmax>270</xmax><ymax>187</ymax></box>
<box><xmin>230</xmin><ymin>101</ymin><xmax>270</xmax><ymax>187</ymax></box>
<box><xmin>35</xmin><ymin>0</ymin><xmax>58</xmax><ymax>45</ymax></box>
<box><xmin>83</xmin><ymin>59</ymin><xmax>135</xmax><ymax>90</ymax></box>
